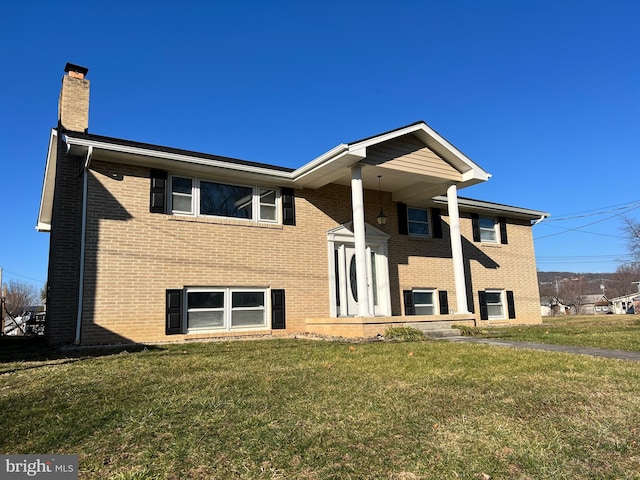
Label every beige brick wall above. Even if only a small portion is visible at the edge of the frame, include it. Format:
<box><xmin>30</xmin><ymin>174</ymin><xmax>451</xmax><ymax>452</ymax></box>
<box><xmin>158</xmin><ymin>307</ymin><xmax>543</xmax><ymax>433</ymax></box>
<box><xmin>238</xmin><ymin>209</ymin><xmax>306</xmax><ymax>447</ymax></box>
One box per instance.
<box><xmin>78</xmin><ymin>160</ymin><xmax>541</xmax><ymax>344</ymax></box>
<box><xmin>58</xmin><ymin>75</ymin><xmax>89</xmax><ymax>132</ymax></box>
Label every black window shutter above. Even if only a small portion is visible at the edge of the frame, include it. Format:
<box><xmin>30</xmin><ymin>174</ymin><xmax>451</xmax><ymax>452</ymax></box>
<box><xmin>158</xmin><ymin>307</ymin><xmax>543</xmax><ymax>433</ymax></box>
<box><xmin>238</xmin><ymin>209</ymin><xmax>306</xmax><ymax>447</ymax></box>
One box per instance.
<box><xmin>478</xmin><ymin>291</ymin><xmax>489</xmax><ymax>320</ymax></box>
<box><xmin>439</xmin><ymin>290</ymin><xmax>449</xmax><ymax>314</ymax></box>
<box><xmin>471</xmin><ymin>213</ymin><xmax>481</xmax><ymax>242</ymax></box>
<box><xmin>506</xmin><ymin>290</ymin><xmax>516</xmax><ymax>319</ymax></box>
<box><xmin>150</xmin><ymin>170</ymin><xmax>168</xmax><ymax>214</ymax></box>
<box><xmin>403</xmin><ymin>290</ymin><xmax>415</xmax><ymax>315</ymax></box>
<box><xmin>431</xmin><ymin>208</ymin><xmax>443</xmax><ymax>239</ymax></box>
<box><xmin>166</xmin><ymin>289</ymin><xmax>183</xmax><ymax>335</ymax></box>
<box><xmin>398</xmin><ymin>203</ymin><xmax>408</xmax><ymax>235</ymax></box>
<box><xmin>271</xmin><ymin>289</ymin><xmax>286</xmax><ymax>329</ymax></box>
<box><xmin>281</xmin><ymin>188</ymin><xmax>296</xmax><ymax>226</ymax></box>
<box><xmin>499</xmin><ymin>217</ymin><xmax>508</xmax><ymax>244</ymax></box>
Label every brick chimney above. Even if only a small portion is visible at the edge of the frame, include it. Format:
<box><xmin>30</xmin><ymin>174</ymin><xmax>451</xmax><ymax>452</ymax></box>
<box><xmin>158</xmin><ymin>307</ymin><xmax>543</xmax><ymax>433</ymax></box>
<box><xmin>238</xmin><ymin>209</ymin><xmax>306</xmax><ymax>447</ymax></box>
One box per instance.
<box><xmin>58</xmin><ymin>63</ymin><xmax>90</xmax><ymax>133</ymax></box>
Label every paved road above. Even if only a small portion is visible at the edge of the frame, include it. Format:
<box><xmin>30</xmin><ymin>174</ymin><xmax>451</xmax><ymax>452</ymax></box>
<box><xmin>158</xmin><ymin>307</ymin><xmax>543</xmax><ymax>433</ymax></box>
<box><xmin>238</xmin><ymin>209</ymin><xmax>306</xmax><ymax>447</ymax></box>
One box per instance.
<box><xmin>443</xmin><ymin>337</ymin><xmax>640</xmax><ymax>362</ymax></box>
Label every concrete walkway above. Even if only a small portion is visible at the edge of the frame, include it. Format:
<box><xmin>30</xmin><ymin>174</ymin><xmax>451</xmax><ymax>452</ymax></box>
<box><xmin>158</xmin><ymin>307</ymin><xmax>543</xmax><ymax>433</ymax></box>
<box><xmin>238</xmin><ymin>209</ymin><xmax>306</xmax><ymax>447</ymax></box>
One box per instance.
<box><xmin>443</xmin><ymin>336</ymin><xmax>640</xmax><ymax>362</ymax></box>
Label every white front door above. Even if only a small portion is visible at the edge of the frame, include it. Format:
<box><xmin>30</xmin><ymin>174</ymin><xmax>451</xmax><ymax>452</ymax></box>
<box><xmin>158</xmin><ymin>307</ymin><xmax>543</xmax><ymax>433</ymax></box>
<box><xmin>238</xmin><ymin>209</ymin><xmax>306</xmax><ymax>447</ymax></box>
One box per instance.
<box><xmin>328</xmin><ymin>223</ymin><xmax>391</xmax><ymax>318</ymax></box>
<box><xmin>335</xmin><ymin>243</ymin><xmax>386</xmax><ymax>316</ymax></box>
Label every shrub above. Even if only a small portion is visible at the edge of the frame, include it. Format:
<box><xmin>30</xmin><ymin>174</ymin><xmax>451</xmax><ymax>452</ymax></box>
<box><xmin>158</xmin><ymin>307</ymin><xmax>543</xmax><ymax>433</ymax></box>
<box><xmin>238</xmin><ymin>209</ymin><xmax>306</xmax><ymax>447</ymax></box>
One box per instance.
<box><xmin>384</xmin><ymin>326</ymin><xmax>425</xmax><ymax>341</ymax></box>
<box><xmin>452</xmin><ymin>324</ymin><xmax>487</xmax><ymax>336</ymax></box>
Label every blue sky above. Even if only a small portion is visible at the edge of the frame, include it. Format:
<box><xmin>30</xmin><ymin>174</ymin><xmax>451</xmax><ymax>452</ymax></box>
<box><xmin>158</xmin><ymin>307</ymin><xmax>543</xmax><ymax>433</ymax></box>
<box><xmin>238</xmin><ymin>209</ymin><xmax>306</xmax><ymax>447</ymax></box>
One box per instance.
<box><xmin>1</xmin><ymin>0</ymin><xmax>639</xmax><ymax>290</ymax></box>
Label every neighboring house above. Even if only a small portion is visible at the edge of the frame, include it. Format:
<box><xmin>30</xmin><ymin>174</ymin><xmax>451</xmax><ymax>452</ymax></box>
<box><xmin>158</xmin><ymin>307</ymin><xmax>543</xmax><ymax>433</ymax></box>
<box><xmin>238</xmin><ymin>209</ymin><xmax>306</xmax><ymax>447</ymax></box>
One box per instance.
<box><xmin>37</xmin><ymin>64</ymin><xmax>549</xmax><ymax>345</ymax></box>
<box><xmin>540</xmin><ymin>297</ymin><xmax>571</xmax><ymax>316</ymax></box>
<box><xmin>576</xmin><ymin>294</ymin><xmax>611</xmax><ymax>315</ymax></box>
<box><xmin>609</xmin><ymin>282</ymin><xmax>640</xmax><ymax>314</ymax></box>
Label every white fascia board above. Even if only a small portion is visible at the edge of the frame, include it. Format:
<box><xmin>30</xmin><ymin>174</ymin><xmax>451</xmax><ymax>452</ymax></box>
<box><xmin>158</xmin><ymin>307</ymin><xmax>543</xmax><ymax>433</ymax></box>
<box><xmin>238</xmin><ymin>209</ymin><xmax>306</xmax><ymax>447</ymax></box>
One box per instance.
<box><xmin>36</xmin><ymin>129</ymin><xmax>58</xmax><ymax>232</ymax></box>
<box><xmin>291</xmin><ymin>144</ymin><xmax>349</xmax><ymax>179</ymax></box>
<box><xmin>291</xmin><ymin>144</ymin><xmax>368</xmax><ymax>188</ymax></box>
<box><xmin>63</xmin><ymin>135</ymin><xmax>294</xmax><ymax>180</ymax></box>
<box><xmin>432</xmin><ymin>195</ymin><xmax>550</xmax><ymax>220</ymax></box>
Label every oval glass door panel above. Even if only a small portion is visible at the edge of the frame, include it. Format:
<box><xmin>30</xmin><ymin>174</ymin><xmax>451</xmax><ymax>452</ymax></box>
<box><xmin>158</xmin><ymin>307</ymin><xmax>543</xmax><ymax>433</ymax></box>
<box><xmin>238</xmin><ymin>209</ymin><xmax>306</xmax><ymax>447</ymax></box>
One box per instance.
<box><xmin>349</xmin><ymin>254</ymin><xmax>358</xmax><ymax>302</ymax></box>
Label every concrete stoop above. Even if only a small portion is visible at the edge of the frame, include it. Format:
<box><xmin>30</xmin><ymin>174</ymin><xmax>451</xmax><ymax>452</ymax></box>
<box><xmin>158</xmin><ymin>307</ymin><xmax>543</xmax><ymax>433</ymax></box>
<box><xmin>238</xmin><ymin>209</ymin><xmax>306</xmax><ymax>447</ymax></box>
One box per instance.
<box><xmin>407</xmin><ymin>321</ymin><xmax>463</xmax><ymax>339</ymax></box>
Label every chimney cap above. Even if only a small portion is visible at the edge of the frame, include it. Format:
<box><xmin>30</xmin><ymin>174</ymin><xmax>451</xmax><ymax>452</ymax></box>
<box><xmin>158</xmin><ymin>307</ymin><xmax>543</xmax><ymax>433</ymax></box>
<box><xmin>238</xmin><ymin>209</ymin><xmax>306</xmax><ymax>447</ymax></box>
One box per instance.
<box><xmin>64</xmin><ymin>63</ymin><xmax>89</xmax><ymax>77</ymax></box>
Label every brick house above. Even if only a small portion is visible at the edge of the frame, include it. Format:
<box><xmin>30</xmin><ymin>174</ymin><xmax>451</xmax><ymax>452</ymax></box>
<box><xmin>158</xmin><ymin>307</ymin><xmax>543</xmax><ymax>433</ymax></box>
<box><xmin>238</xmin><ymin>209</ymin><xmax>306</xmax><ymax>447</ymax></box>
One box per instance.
<box><xmin>38</xmin><ymin>64</ymin><xmax>549</xmax><ymax>345</ymax></box>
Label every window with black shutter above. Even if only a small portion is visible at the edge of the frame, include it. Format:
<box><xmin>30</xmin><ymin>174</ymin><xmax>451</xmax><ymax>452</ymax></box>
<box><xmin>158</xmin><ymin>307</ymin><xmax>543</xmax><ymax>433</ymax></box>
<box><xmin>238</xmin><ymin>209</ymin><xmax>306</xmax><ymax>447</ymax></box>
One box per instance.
<box><xmin>150</xmin><ymin>170</ymin><xmax>168</xmax><ymax>214</ymax></box>
<box><xmin>398</xmin><ymin>203</ymin><xmax>408</xmax><ymax>235</ymax></box>
<box><xmin>431</xmin><ymin>208</ymin><xmax>443</xmax><ymax>239</ymax></box>
<box><xmin>506</xmin><ymin>290</ymin><xmax>516</xmax><ymax>319</ymax></box>
<box><xmin>439</xmin><ymin>290</ymin><xmax>449</xmax><ymax>314</ymax></box>
<box><xmin>281</xmin><ymin>188</ymin><xmax>296</xmax><ymax>225</ymax></box>
<box><xmin>403</xmin><ymin>290</ymin><xmax>415</xmax><ymax>315</ymax></box>
<box><xmin>499</xmin><ymin>217</ymin><xmax>509</xmax><ymax>244</ymax></box>
<box><xmin>471</xmin><ymin>213</ymin><xmax>481</xmax><ymax>242</ymax></box>
<box><xmin>166</xmin><ymin>289</ymin><xmax>184</xmax><ymax>334</ymax></box>
<box><xmin>271</xmin><ymin>289</ymin><xmax>286</xmax><ymax>329</ymax></box>
<box><xmin>478</xmin><ymin>290</ymin><xmax>489</xmax><ymax>320</ymax></box>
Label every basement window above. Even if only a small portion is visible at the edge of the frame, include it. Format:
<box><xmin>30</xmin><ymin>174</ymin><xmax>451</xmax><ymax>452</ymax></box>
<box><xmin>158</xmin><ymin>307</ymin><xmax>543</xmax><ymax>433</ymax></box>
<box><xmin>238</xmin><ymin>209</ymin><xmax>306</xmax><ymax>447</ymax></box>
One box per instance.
<box><xmin>187</xmin><ymin>288</ymin><xmax>267</xmax><ymax>332</ymax></box>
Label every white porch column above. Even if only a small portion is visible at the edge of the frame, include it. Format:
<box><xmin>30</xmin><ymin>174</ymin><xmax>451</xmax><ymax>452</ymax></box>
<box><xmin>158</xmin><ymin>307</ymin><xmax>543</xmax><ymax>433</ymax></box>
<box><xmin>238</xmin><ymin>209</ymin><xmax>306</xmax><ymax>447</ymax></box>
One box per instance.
<box><xmin>337</xmin><ymin>244</ymin><xmax>348</xmax><ymax>316</ymax></box>
<box><xmin>351</xmin><ymin>165</ymin><xmax>372</xmax><ymax>316</ymax></box>
<box><xmin>447</xmin><ymin>184</ymin><xmax>470</xmax><ymax>314</ymax></box>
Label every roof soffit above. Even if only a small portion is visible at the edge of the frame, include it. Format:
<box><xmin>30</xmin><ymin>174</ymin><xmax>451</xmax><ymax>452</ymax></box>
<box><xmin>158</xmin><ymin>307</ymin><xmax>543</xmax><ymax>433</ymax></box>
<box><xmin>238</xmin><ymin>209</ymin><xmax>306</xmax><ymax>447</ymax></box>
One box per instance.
<box><xmin>37</xmin><ymin>129</ymin><xmax>58</xmax><ymax>231</ymax></box>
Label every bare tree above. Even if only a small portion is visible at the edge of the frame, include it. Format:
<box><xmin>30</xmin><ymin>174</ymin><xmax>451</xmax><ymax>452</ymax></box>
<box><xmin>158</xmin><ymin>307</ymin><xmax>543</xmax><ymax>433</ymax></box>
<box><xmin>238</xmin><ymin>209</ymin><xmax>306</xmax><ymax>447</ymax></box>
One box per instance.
<box><xmin>559</xmin><ymin>276</ymin><xmax>588</xmax><ymax>314</ymax></box>
<box><xmin>608</xmin><ymin>263</ymin><xmax>640</xmax><ymax>298</ymax></box>
<box><xmin>623</xmin><ymin>216</ymin><xmax>640</xmax><ymax>264</ymax></box>
<box><xmin>3</xmin><ymin>280</ymin><xmax>40</xmax><ymax>317</ymax></box>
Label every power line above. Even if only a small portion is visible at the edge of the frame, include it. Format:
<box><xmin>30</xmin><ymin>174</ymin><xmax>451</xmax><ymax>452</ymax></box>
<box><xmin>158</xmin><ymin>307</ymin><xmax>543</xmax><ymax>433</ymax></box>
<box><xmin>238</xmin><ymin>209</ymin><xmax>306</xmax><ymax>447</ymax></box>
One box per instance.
<box><xmin>546</xmin><ymin>200</ymin><xmax>640</xmax><ymax>222</ymax></box>
<box><xmin>0</xmin><ymin>268</ymin><xmax>46</xmax><ymax>285</ymax></box>
<box><xmin>535</xmin><ymin>204</ymin><xmax>640</xmax><ymax>240</ymax></box>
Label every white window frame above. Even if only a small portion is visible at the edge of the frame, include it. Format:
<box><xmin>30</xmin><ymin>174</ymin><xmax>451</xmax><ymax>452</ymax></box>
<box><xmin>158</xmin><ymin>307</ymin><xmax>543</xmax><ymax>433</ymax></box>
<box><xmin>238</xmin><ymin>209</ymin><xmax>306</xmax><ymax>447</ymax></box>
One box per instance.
<box><xmin>413</xmin><ymin>289</ymin><xmax>437</xmax><ymax>315</ymax></box>
<box><xmin>479</xmin><ymin>216</ymin><xmax>499</xmax><ymax>243</ymax></box>
<box><xmin>407</xmin><ymin>207</ymin><xmax>431</xmax><ymax>237</ymax></box>
<box><xmin>170</xmin><ymin>175</ymin><xmax>281</xmax><ymax>224</ymax></box>
<box><xmin>171</xmin><ymin>176</ymin><xmax>195</xmax><ymax>215</ymax></box>
<box><xmin>485</xmin><ymin>289</ymin><xmax>505</xmax><ymax>319</ymax></box>
<box><xmin>186</xmin><ymin>287</ymin><xmax>269</xmax><ymax>333</ymax></box>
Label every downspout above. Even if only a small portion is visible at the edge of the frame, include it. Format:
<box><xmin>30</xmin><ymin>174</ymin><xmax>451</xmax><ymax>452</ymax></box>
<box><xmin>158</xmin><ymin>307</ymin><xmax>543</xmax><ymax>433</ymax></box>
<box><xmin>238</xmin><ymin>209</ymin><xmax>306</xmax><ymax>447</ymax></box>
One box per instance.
<box><xmin>533</xmin><ymin>214</ymin><xmax>547</xmax><ymax>226</ymax></box>
<box><xmin>75</xmin><ymin>145</ymin><xmax>93</xmax><ymax>345</ymax></box>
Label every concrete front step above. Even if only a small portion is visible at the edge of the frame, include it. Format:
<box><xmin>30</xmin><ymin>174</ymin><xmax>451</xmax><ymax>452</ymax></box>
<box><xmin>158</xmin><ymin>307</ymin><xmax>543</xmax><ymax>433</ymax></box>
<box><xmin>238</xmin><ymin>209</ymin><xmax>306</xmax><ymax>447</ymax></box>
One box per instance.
<box><xmin>407</xmin><ymin>321</ymin><xmax>462</xmax><ymax>339</ymax></box>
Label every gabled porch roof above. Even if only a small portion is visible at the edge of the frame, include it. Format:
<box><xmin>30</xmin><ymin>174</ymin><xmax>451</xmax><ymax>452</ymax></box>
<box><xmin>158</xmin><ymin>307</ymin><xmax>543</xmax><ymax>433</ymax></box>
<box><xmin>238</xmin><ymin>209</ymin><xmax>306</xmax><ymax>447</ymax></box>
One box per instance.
<box><xmin>292</xmin><ymin>121</ymin><xmax>491</xmax><ymax>201</ymax></box>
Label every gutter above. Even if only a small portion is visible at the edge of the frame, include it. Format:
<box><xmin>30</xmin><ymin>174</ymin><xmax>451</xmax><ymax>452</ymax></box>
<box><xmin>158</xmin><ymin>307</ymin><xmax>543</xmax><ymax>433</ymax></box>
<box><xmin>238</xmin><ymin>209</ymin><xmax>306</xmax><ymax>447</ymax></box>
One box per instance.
<box><xmin>75</xmin><ymin>145</ymin><xmax>93</xmax><ymax>345</ymax></box>
<box><xmin>64</xmin><ymin>135</ymin><xmax>293</xmax><ymax>179</ymax></box>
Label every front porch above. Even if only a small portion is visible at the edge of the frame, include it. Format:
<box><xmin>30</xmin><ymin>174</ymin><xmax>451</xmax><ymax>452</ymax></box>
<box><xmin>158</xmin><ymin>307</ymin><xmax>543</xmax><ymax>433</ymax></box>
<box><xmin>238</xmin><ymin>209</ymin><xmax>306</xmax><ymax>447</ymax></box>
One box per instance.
<box><xmin>305</xmin><ymin>314</ymin><xmax>477</xmax><ymax>339</ymax></box>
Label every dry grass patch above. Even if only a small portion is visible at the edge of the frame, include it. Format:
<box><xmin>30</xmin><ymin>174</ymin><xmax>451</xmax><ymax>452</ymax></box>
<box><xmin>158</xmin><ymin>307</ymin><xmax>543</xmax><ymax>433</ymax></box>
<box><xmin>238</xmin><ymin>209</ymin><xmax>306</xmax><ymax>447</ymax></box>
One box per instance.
<box><xmin>483</xmin><ymin>314</ymin><xmax>640</xmax><ymax>352</ymax></box>
<box><xmin>1</xmin><ymin>338</ymin><xmax>639</xmax><ymax>479</ymax></box>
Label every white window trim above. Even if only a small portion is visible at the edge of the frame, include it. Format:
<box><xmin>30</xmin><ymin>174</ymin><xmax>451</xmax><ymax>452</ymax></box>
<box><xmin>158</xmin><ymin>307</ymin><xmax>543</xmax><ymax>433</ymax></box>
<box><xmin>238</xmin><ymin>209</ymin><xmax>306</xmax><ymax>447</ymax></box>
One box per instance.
<box><xmin>407</xmin><ymin>207</ymin><xmax>431</xmax><ymax>238</ymax></box>
<box><xmin>479</xmin><ymin>216</ymin><xmax>499</xmax><ymax>243</ymax></box>
<box><xmin>413</xmin><ymin>289</ymin><xmax>438</xmax><ymax>315</ymax></box>
<box><xmin>186</xmin><ymin>287</ymin><xmax>269</xmax><ymax>333</ymax></box>
<box><xmin>171</xmin><ymin>176</ymin><xmax>195</xmax><ymax>215</ymax></box>
<box><xmin>170</xmin><ymin>175</ymin><xmax>281</xmax><ymax>224</ymax></box>
<box><xmin>485</xmin><ymin>289</ymin><xmax>505</xmax><ymax>319</ymax></box>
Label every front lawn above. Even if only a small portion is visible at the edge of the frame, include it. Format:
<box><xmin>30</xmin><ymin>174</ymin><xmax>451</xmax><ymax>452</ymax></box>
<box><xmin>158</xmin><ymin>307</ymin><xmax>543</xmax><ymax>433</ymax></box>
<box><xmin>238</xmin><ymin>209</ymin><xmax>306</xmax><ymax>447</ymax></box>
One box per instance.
<box><xmin>1</xmin><ymin>337</ymin><xmax>639</xmax><ymax>479</ymax></box>
<box><xmin>481</xmin><ymin>315</ymin><xmax>640</xmax><ymax>352</ymax></box>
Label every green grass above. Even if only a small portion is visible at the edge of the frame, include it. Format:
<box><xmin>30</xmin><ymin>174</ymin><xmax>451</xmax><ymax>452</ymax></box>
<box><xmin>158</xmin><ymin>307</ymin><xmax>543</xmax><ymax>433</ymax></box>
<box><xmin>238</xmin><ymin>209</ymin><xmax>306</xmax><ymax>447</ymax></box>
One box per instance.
<box><xmin>2</xmin><ymin>336</ymin><xmax>640</xmax><ymax>479</ymax></box>
<box><xmin>481</xmin><ymin>315</ymin><xmax>640</xmax><ymax>352</ymax></box>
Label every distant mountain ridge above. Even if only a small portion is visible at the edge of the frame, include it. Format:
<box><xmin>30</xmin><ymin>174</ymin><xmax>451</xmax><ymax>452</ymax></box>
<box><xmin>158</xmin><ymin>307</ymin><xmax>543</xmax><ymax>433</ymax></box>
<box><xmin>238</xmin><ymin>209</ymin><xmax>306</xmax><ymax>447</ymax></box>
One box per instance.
<box><xmin>537</xmin><ymin>271</ymin><xmax>615</xmax><ymax>283</ymax></box>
